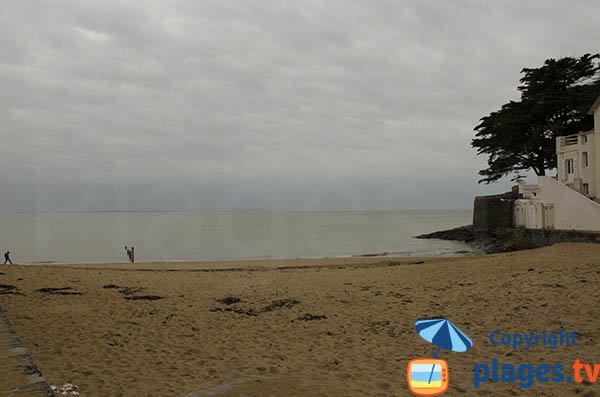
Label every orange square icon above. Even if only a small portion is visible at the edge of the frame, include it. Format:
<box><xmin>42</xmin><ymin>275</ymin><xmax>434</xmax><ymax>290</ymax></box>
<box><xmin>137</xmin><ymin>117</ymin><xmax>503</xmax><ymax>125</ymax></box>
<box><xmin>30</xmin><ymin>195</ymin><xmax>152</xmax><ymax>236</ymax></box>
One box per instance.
<box><xmin>407</xmin><ymin>358</ymin><xmax>449</xmax><ymax>396</ymax></box>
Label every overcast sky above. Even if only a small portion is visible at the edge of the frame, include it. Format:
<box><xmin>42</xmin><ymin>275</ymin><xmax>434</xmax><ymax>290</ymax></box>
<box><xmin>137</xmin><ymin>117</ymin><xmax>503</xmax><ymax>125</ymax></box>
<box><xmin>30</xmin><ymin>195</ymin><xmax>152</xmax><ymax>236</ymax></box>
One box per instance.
<box><xmin>2</xmin><ymin>0</ymin><xmax>599</xmax><ymax>211</ymax></box>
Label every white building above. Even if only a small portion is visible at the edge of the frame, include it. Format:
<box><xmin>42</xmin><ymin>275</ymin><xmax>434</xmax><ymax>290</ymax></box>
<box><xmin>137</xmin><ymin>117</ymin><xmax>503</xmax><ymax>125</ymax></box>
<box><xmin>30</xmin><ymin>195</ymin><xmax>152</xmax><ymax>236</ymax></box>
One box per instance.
<box><xmin>556</xmin><ymin>129</ymin><xmax>595</xmax><ymax>197</ymax></box>
<box><xmin>515</xmin><ymin>93</ymin><xmax>600</xmax><ymax>231</ymax></box>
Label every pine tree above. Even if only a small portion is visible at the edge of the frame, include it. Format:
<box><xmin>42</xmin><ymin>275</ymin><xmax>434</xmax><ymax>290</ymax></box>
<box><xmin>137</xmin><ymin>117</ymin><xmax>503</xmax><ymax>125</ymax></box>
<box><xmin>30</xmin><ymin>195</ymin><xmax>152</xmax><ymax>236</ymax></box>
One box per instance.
<box><xmin>472</xmin><ymin>54</ymin><xmax>600</xmax><ymax>183</ymax></box>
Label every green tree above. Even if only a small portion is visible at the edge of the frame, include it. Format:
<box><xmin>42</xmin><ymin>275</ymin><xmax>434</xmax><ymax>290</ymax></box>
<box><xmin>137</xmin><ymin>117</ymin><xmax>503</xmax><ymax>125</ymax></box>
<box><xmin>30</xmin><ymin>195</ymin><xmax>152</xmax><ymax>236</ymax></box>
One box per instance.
<box><xmin>472</xmin><ymin>54</ymin><xmax>600</xmax><ymax>184</ymax></box>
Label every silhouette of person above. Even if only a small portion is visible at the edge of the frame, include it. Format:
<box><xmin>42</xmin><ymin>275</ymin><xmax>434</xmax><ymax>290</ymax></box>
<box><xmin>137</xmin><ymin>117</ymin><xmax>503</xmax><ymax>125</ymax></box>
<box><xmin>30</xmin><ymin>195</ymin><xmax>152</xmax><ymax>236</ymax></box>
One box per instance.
<box><xmin>125</xmin><ymin>246</ymin><xmax>131</xmax><ymax>261</ymax></box>
<box><xmin>4</xmin><ymin>251</ymin><xmax>12</xmax><ymax>265</ymax></box>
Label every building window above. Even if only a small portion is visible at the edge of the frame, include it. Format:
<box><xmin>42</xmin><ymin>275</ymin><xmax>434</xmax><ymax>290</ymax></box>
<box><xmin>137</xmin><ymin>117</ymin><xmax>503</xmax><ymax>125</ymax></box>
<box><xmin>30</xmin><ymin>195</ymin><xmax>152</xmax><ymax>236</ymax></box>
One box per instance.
<box><xmin>566</xmin><ymin>159</ymin><xmax>574</xmax><ymax>174</ymax></box>
<box><xmin>583</xmin><ymin>183</ymin><xmax>590</xmax><ymax>195</ymax></box>
<box><xmin>583</xmin><ymin>152</ymin><xmax>589</xmax><ymax>168</ymax></box>
<box><xmin>583</xmin><ymin>135</ymin><xmax>588</xmax><ymax>144</ymax></box>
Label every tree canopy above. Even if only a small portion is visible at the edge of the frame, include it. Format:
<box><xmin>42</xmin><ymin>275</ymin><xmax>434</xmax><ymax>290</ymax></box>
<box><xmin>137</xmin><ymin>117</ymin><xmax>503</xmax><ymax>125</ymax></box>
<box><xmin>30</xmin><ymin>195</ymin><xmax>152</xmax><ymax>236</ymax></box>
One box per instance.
<box><xmin>472</xmin><ymin>53</ymin><xmax>600</xmax><ymax>184</ymax></box>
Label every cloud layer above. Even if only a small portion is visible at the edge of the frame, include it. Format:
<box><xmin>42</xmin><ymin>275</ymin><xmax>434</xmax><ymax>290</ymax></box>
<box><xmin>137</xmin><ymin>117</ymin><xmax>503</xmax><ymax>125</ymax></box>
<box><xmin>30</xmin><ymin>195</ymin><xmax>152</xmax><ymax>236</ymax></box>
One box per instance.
<box><xmin>2</xmin><ymin>0</ymin><xmax>599</xmax><ymax>210</ymax></box>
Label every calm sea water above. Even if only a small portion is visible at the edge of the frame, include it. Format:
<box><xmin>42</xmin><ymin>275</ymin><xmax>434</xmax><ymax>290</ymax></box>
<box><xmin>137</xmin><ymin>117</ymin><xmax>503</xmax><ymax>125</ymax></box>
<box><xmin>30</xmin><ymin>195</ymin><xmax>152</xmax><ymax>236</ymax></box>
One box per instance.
<box><xmin>0</xmin><ymin>210</ymin><xmax>475</xmax><ymax>264</ymax></box>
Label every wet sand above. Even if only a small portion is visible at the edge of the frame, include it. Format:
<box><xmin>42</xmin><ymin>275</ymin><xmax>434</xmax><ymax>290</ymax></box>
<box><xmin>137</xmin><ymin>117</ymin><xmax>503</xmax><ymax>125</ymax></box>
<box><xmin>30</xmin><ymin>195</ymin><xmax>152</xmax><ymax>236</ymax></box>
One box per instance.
<box><xmin>1</xmin><ymin>243</ymin><xmax>600</xmax><ymax>396</ymax></box>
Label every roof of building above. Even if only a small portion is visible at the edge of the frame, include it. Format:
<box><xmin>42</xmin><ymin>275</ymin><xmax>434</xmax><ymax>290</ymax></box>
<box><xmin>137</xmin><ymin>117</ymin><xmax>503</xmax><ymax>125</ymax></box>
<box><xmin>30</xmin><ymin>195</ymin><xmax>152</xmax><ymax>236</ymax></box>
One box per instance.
<box><xmin>589</xmin><ymin>93</ymin><xmax>600</xmax><ymax>114</ymax></box>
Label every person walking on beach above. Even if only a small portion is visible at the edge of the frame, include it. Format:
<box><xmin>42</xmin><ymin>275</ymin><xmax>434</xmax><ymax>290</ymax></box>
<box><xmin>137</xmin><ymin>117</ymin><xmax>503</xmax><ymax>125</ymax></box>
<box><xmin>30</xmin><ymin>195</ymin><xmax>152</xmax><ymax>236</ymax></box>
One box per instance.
<box><xmin>4</xmin><ymin>251</ymin><xmax>12</xmax><ymax>265</ymax></box>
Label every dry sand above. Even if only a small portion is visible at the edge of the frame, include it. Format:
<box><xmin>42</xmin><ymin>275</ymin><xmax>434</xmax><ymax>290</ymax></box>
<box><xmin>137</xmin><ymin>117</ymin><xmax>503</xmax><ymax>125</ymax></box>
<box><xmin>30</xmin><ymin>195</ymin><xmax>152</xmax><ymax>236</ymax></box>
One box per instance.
<box><xmin>1</xmin><ymin>243</ymin><xmax>600</xmax><ymax>396</ymax></box>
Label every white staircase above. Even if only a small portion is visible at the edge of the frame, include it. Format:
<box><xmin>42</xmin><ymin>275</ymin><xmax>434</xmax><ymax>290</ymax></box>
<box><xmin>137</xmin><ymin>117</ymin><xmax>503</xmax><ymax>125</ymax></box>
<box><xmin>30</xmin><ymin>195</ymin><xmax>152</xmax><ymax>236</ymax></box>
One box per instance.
<box><xmin>534</xmin><ymin>176</ymin><xmax>600</xmax><ymax>231</ymax></box>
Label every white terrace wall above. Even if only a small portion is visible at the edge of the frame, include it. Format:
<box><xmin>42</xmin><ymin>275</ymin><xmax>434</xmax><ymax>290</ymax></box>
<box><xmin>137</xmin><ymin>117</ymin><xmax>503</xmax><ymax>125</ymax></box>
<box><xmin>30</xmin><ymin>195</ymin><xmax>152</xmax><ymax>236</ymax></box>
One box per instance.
<box><xmin>537</xmin><ymin>176</ymin><xmax>600</xmax><ymax>231</ymax></box>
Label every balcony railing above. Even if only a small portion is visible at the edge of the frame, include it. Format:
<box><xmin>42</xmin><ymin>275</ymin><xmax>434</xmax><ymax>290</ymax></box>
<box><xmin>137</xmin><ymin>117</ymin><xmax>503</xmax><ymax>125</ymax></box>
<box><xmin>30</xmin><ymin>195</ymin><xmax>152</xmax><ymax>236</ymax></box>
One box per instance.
<box><xmin>559</xmin><ymin>134</ymin><xmax>580</xmax><ymax>146</ymax></box>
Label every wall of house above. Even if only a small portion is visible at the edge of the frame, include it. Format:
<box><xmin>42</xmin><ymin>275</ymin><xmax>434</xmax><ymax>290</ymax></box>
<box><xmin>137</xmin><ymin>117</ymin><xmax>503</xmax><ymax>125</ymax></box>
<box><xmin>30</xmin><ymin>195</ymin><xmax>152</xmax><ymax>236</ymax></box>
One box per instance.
<box><xmin>537</xmin><ymin>176</ymin><xmax>600</xmax><ymax>231</ymax></box>
<box><xmin>585</xmin><ymin>133</ymin><xmax>596</xmax><ymax>197</ymax></box>
<box><xmin>556</xmin><ymin>132</ymin><xmax>595</xmax><ymax>197</ymax></box>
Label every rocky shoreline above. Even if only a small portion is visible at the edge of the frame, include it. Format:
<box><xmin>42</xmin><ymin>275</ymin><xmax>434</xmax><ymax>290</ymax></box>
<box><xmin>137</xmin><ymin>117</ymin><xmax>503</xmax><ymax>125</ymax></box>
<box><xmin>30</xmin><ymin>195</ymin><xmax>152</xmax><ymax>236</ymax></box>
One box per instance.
<box><xmin>416</xmin><ymin>225</ymin><xmax>600</xmax><ymax>253</ymax></box>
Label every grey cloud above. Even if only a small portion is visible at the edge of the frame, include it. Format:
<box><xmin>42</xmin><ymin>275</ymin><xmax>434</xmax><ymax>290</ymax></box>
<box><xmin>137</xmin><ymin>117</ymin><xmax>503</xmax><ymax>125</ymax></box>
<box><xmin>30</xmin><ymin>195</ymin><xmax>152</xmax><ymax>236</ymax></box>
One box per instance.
<box><xmin>1</xmin><ymin>0</ymin><xmax>598</xmax><ymax>211</ymax></box>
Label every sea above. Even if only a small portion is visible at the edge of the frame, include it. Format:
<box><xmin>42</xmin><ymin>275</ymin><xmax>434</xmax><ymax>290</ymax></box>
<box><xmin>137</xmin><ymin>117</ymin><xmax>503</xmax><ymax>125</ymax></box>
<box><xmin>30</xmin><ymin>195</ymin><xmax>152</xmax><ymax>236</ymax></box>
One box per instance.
<box><xmin>0</xmin><ymin>210</ymin><xmax>476</xmax><ymax>264</ymax></box>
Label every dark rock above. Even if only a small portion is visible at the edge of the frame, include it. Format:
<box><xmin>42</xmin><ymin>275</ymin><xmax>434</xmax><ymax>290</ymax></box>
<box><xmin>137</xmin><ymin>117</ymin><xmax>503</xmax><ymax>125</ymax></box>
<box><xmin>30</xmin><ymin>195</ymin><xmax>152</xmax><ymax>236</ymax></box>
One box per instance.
<box><xmin>418</xmin><ymin>222</ymin><xmax>600</xmax><ymax>254</ymax></box>
<box><xmin>210</xmin><ymin>298</ymin><xmax>301</xmax><ymax>317</ymax></box>
<box><xmin>0</xmin><ymin>284</ymin><xmax>23</xmax><ymax>295</ymax></box>
<box><xmin>542</xmin><ymin>283</ymin><xmax>566</xmax><ymax>289</ymax></box>
<box><xmin>475</xmin><ymin>228</ymin><xmax>600</xmax><ymax>253</ymax></box>
<box><xmin>210</xmin><ymin>307</ymin><xmax>258</xmax><ymax>316</ymax></box>
<box><xmin>298</xmin><ymin>313</ymin><xmax>327</xmax><ymax>321</ymax></box>
<box><xmin>119</xmin><ymin>287</ymin><xmax>144</xmax><ymax>295</ymax></box>
<box><xmin>23</xmin><ymin>363</ymin><xmax>42</xmax><ymax>375</ymax></box>
<box><xmin>124</xmin><ymin>295</ymin><xmax>162</xmax><ymax>301</ymax></box>
<box><xmin>37</xmin><ymin>287</ymin><xmax>82</xmax><ymax>296</ymax></box>
<box><xmin>107</xmin><ymin>285</ymin><xmax>163</xmax><ymax>300</ymax></box>
<box><xmin>37</xmin><ymin>287</ymin><xmax>73</xmax><ymax>293</ymax></box>
<box><xmin>217</xmin><ymin>296</ymin><xmax>242</xmax><ymax>305</ymax></box>
<box><xmin>416</xmin><ymin>225</ymin><xmax>474</xmax><ymax>242</ymax></box>
<box><xmin>261</xmin><ymin>299</ymin><xmax>300</xmax><ymax>312</ymax></box>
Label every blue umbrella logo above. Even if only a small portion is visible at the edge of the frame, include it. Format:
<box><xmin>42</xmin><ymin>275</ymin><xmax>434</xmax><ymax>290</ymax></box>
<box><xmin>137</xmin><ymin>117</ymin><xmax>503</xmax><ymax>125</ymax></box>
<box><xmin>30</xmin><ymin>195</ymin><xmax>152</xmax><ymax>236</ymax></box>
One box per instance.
<box><xmin>408</xmin><ymin>318</ymin><xmax>472</xmax><ymax>395</ymax></box>
<box><xmin>415</xmin><ymin>318</ymin><xmax>473</xmax><ymax>357</ymax></box>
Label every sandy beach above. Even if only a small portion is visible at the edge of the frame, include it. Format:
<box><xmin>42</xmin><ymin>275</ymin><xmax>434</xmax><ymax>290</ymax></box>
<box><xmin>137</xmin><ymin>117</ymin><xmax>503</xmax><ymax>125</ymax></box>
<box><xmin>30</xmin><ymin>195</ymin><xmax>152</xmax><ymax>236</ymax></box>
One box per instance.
<box><xmin>2</xmin><ymin>243</ymin><xmax>600</xmax><ymax>396</ymax></box>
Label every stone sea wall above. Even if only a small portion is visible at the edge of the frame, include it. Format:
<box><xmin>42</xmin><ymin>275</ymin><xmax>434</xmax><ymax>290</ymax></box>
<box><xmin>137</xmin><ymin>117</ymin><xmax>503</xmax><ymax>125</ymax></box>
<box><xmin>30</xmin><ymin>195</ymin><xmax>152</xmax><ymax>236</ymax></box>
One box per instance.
<box><xmin>472</xmin><ymin>188</ymin><xmax>519</xmax><ymax>235</ymax></box>
<box><xmin>417</xmin><ymin>224</ymin><xmax>600</xmax><ymax>253</ymax></box>
<box><xmin>417</xmin><ymin>187</ymin><xmax>600</xmax><ymax>253</ymax></box>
